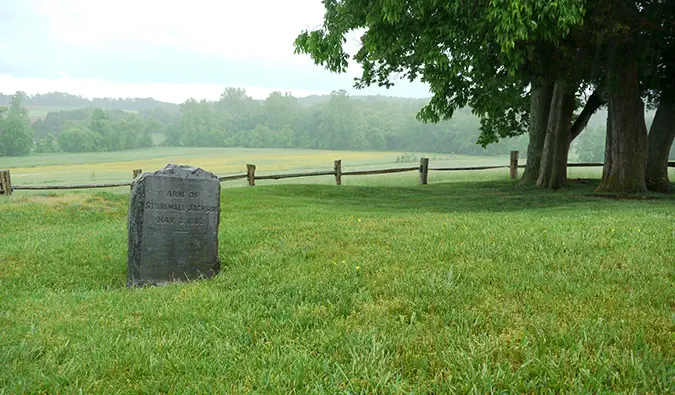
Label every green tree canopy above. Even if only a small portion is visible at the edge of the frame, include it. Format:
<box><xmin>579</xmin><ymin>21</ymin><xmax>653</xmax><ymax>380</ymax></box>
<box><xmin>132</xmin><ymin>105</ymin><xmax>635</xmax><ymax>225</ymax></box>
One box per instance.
<box><xmin>0</xmin><ymin>91</ymin><xmax>34</xmax><ymax>156</ymax></box>
<box><xmin>295</xmin><ymin>0</ymin><xmax>675</xmax><ymax>193</ymax></box>
<box><xmin>57</xmin><ymin>127</ymin><xmax>102</xmax><ymax>153</ymax></box>
<box><xmin>294</xmin><ymin>0</ymin><xmax>586</xmax><ymax>142</ymax></box>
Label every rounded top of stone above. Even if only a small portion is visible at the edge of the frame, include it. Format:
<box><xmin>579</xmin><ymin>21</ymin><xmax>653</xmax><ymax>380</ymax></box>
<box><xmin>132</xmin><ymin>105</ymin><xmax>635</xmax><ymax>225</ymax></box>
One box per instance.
<box><xmin>134</xmin><ymin>164</ymin><xmax>219</xmax><ymax>184</ymax></box>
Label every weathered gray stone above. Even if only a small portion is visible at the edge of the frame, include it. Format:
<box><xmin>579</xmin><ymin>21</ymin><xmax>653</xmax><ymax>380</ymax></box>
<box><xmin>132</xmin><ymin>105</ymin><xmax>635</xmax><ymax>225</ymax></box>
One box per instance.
<box><xmin>127</xmin><ymin>164</ymin><xmax>221</xmax><ymax>287</ymax></box>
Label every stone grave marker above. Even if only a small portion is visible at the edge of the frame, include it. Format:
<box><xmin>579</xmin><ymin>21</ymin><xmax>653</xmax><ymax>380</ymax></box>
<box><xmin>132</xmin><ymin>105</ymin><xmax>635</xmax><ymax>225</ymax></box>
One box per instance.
<box><xmin>127</xmin><ymin>164</ymin><xmax>221</xmax><ymax>287</ymax></box>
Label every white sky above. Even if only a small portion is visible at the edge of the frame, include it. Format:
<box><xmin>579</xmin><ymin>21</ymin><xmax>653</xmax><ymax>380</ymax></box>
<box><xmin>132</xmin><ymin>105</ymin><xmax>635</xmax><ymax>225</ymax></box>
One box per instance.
<box><xmin>0</xmin><ymin>0</ymin><xmax>430</xmax><ymax>102</ymax></box>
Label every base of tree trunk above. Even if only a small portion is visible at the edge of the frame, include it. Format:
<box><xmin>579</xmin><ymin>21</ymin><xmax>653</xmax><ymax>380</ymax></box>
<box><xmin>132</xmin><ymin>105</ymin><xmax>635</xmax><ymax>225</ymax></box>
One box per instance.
<box><xmin>518</xmin><ymin>171</ymin><xmax>537</xmax><ymax>185</ymax></box>
<box><xmin>595</xmin><ymin>176</ymin><xmax>649</xmax><ymax>194</ymax></box>
<box><xmin>645</xmin><ymin>95</ymin><xmax>675</xmax><ymax>194</ymax></box>
<box><xmin>520</xmin><ymin>81</ymin><xmax>554</xmax><ymax>184</ymax></box>
<box><xmin>645</xmin><ymin>178</ymin><xmax>674</xmax><ymax>194</ymax></box>
<box><xmin>536</xmin><ymin>81</ymin><xmax>574</xmax><ymax>190</ymax></box>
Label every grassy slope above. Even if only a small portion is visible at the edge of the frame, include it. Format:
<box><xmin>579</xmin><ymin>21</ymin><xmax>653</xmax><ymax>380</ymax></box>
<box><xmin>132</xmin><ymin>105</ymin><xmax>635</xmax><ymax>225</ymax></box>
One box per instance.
<box><xmin>1</xmin><ymin>180</ymin><xmax>674</xmax><ymax>393</ymax></box>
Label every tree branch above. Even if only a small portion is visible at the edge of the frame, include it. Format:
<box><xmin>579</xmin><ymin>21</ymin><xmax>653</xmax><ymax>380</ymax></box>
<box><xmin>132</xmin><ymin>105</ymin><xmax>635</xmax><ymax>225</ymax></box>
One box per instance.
<box><xmin>569</xmin><ymin>88</ymin><xmax>606</xmax><ymax>142</ymax></box>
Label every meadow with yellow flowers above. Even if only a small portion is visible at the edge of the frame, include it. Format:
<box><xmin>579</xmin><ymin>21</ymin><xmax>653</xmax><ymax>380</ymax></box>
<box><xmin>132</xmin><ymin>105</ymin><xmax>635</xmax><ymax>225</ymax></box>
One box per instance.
<box><xmin>1</xmin><ymin>146</ymin><xmax>523</xmax><ymax>188</ymax></box>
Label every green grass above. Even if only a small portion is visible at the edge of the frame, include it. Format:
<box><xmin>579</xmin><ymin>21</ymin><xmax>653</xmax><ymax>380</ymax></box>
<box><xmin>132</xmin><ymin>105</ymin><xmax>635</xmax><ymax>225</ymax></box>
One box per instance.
<box><xmin>1</xmin><ymin>180</ymin><xmax>673</xmax><ymax>393</ymax></box>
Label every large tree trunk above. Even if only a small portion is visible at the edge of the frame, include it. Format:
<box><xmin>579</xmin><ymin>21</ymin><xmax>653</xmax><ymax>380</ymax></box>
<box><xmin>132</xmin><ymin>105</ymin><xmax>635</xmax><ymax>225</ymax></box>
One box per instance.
<box><xmin>596</xmin><ymin>42</ymin><xmax>648</xmax><ymax>194</ymax></box>
<box><xmin>537</xmin><ymin>81</ymin><xmax>575</xmax><ymax>189</ymax></box>
<box><xmin>521</xmin><ymin>81</ymin><xmax>554</xmax><ymax>183</ymax></box>
<box><xmin>645</xmin><ymin>95</ymin><xmax>675</xmax><ymax>193</ymax></box>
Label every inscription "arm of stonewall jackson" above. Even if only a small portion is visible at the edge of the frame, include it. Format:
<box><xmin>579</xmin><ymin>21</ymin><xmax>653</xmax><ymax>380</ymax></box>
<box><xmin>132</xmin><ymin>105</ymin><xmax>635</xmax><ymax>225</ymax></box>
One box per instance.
<box><xmin>144</xmin><ymin>201</ymin><xmax>219</xmax><ymax>212</ymax></box>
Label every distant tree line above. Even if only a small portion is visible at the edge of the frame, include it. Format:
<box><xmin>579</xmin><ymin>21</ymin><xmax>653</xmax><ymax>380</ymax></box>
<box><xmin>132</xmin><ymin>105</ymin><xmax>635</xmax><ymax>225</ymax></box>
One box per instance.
<box><xmin>0</xmin><ymin>92</ymin><xmax>179</xmax><ymax>113</ymax></box>
<box><xmin>1</xmin><ymin>89</ymin><xmax>672</xmax><ymax>162</ymax></box>
<box><xmin>1</xmin><ymin>89</ymin><xmax>530</xmax><ymax>157</ymax></box>
<box><xmin>165</xmin><ymin>88</ymin><xmax>528</xmax><ymax>155</ymax></box>
<box><xmin>39</xmin><ymin>108</ymin><xmax>155</xmax><ymax>153</ymax></box>
<box><xmin>31</xmin><ymin>106</ymin><xmax>176</xmax><ymax>153</ymax></box>
<box><xmin>164</xmin><ymin>87</ymin><xmax>673</xmax><ymax>160</ymax></box>
<box><xmin>0</xmin><ymin>92</ymin><xmax>159</xmax><ymax>155</ymax></box>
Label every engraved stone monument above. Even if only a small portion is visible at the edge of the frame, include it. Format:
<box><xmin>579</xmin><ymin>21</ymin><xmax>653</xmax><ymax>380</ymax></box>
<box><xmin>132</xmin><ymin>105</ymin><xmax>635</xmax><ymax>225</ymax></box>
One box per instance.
<box><xmin>127</xmin><ymin>164</ymin><xmax>221</xmax><ymax>287</ymax></box>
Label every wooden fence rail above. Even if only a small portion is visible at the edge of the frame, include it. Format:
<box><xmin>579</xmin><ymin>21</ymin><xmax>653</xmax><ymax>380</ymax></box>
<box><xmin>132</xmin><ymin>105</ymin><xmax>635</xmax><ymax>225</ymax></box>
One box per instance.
<box><xmin>431</xmin><ymin>165</ymin><xmax>514</xmax><ymax>171</ymax></box>
<box><xmin>2</xmin><ymin>153</ymin><xmax>674</xmax><ymax>196</ymax></box>
<box><xmin>341</xmin><ymin>167</ymin><xmax>419</xmax><ymax>176</ymax></box>
<box><xmin>256</xmin><ymin>170</ymin><xmax>337</xmax><ymax>180</ymax></box>
<box><xmin>218</xmin><ymin>174</ymin><xmax>248</xmax><ymax>182</ymax></box>
<box><xmin>9</xmin><ymin>182</ymin><xmax>133</xmax><ymax>190</ymax></box>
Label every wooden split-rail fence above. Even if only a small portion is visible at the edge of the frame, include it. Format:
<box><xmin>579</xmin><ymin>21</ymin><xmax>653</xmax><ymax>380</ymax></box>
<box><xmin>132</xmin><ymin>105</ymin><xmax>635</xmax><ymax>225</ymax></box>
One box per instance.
<box><xmin>1</xmin><ymin>151</ymin><xmax>674</xmax><ymax>196</ymax></box>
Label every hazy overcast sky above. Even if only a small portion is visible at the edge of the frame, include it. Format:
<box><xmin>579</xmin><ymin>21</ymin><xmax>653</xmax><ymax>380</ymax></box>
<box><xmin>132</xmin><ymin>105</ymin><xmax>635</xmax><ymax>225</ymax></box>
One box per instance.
<box><xmin>0</xmin><ymin>0</ymin><xmax>431</xmax><ymax>102</ymax></box>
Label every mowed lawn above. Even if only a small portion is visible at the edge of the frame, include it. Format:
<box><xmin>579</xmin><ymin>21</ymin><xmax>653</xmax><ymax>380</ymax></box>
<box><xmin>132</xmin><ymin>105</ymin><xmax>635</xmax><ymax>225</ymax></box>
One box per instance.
<box><xmin>1</xmin><ymin>180</ymin><xmax>674</xmax><ymax>392</ymax></box>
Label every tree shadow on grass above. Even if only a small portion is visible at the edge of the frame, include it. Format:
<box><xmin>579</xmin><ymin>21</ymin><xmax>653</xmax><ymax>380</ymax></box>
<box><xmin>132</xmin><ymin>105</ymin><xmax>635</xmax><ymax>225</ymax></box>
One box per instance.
<box><xmin>255</xmin><ymin>179</ymin><xmax>675</xmax><ymax>215</ymax></box>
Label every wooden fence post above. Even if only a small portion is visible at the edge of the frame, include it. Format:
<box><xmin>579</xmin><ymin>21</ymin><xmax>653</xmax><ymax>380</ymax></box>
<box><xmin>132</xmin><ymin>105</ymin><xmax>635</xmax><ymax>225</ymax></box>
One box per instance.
<box><xmin>0</xmin><ymin>170</ymin><xmax>12</xmax><ymax>196</ymax></box>
<box><xmin>246</xmin><ymin>164</ymin><xmax>256</xmax><ymax>186</ymax></box>
<box><xmin>510</xmin><ymin>151</ymin><xmax>519</xmax><ymax>179</ymax></box>
<box><xmin>334</xmin><ymin>160</ymin><xmax>342</xmax><ymax>185</ymax></box>
<box><xmin>133</xmin><ymin>169</ymin><xmax>142</xmax><ymax>179</ymax></box>
<box><xmin>419</xmin><ymin>158</ymin><xmax>429</xmax><ymax>185</ymax></box>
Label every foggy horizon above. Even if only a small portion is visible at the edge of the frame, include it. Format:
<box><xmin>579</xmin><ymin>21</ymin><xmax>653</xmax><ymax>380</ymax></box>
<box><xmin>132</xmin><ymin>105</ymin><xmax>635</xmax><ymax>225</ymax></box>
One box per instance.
<box><xmin>1</xmin><ymin>0</ymin><xmax>432</xmax><ymax>103</ymax></box>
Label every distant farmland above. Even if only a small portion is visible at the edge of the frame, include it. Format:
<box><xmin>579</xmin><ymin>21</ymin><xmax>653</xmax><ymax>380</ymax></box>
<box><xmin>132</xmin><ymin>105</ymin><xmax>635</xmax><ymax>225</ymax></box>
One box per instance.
<box><xmin>0</xmin><ymin>105</ymin><xmax>140</xmax><ymax>123</ymax></box>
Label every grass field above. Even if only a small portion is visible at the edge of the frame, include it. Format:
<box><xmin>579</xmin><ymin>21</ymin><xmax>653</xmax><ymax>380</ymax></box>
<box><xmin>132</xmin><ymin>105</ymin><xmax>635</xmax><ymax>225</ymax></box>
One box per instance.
<box><xmin>1</xmin><ymin>147</ymin><xmax>515</xmax><ymax>187</ymax></box>
<box><xmin>25</xmin><ymin>106</ymin><xmax>81</xmax><ymax>118</ymax></box>
<box><xmin>20</xmin><ymin>106</ymin><xmax>140</xmax><ymax>119</ymax></box>
<box><xmin>1</xmin><ymin>178</ymin><xmax>674</xmax><ymax>392</ymax></box>
<box><xmin>1</xmin><ymin>146</ymin><xmax>648</xmax><ymax>190</ymax></box>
